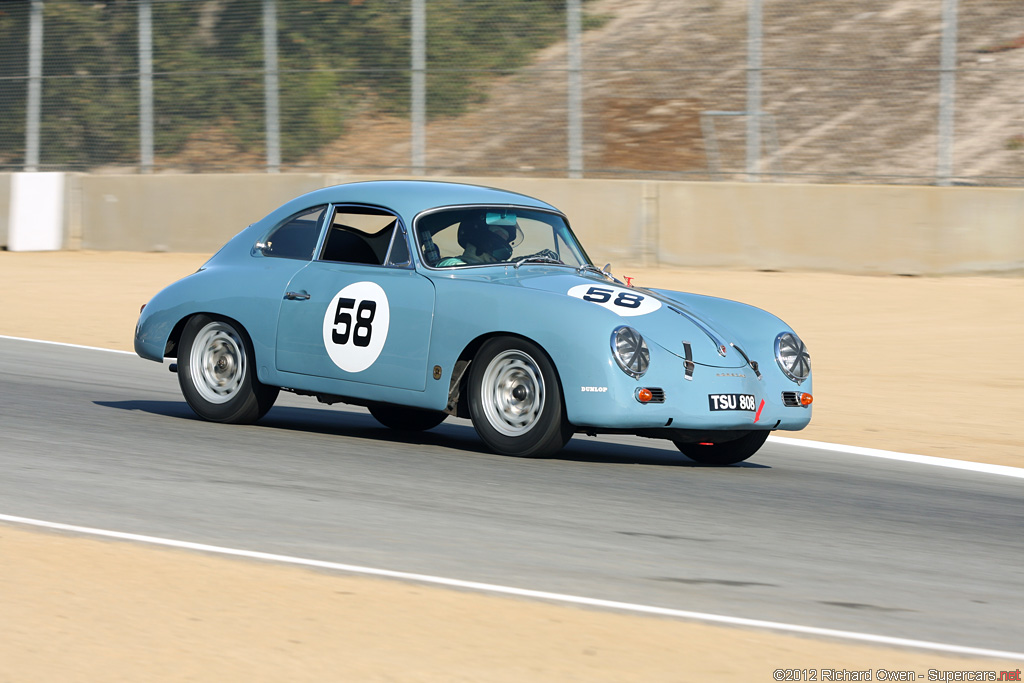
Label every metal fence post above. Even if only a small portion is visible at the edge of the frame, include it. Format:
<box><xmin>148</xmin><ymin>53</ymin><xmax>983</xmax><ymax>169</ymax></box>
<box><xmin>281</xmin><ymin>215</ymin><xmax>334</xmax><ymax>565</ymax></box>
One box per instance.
<box><xmin>139</xmin><ymin>0</ymin><xmax>154</xmax><ymax>173</ymax></box>
<box><xmin>264</xmin><ymin>0</ymin><xmax>281</xmax><ymax>173</ymax></box>
<box><xmin>411</xmin><ymin>0</ymin><xmax>426</xmax><ymax>175</ymax></box>
<box><xmin>567</xmin><ymin>0</ymin><xmax>583</xmax><ymax>179</ymax></box>
<box><xmin>937</xmin><ymin>0</ymin><xmax>958</xmax><ymax>186</ymax></box>
<box><xmin>25</xmin><ymin>0</ymin><xmax>44</xmax><ymax>172</ymax></box>
<box><xmin>746</xmin><ymin>0</ymin><xmax>762</xmax><ymax>182</ymax></box>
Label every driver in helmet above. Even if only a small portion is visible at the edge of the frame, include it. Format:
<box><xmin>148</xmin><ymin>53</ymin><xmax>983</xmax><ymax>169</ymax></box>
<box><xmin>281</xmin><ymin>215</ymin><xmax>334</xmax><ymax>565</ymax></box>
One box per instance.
<box><xmin>436</xmin><ymin>212</ymin><xmax>520</xmax><ymax>266</ymax></box>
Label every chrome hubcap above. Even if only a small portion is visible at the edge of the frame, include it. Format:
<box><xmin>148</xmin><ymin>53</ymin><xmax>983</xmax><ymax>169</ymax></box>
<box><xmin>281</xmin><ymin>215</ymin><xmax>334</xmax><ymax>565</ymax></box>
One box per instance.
<box><xmin>481</xmin><ymin>350</ymin><xmax>545</xmax><ymax>436</ymax></box>
<box><xmin>190</xmin><ymin>321</ymin><xmax>245</xmax><ymax>404</ymax></box>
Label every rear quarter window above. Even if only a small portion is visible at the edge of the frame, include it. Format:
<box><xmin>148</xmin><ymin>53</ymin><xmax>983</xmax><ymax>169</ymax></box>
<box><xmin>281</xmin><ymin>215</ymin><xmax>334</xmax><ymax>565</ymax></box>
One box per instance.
<box><xmin>261</xmin><ymin>205</ymin><xmax>327</xmax><ymax>260</ymax></box>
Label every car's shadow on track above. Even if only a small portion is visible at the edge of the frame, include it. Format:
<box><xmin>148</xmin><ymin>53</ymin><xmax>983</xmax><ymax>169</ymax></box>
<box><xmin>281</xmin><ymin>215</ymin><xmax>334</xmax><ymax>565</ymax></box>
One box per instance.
<box><xmin>555</xmin><ymin>439</ymin><xmax>769</xmax><ymax>469</ymax></box>
<box><xmin>95</xmin><ymin>399</ymin><xmax>769</xmax><ymax>469</ymax></box>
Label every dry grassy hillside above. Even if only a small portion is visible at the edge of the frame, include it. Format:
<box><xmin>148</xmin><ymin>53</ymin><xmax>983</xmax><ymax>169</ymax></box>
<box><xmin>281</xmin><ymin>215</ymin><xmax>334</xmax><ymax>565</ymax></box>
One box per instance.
<box><xmin>303</xmin><ymin>0</ymin><xmax>1024</xmax><ymax>185</ymax></box>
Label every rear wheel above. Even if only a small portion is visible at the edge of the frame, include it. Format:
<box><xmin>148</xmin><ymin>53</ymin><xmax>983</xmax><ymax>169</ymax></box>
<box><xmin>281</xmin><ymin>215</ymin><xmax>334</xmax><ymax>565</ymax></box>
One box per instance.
<box><xmin>177</xmin><ymin>315</ymin><xmax>278</xmax><ymax>423</ymax></box>
<box><xmin>467</xmin><ymin>337</ymin><xmax>572</xmax><ymax>458</ymax></box>
<box><xmin>673</xmin><ymin>430</ymin><xmax>769</xmax><ymax>466</ymax></box>
<box><xmin>368</xmin><ymin>404</ymin><xmax>447</xmax><ymax>432</ymax></box>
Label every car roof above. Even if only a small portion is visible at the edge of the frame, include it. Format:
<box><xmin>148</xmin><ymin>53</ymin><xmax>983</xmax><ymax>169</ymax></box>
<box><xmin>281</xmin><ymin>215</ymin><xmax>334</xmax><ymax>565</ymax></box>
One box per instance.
<box><xmin>267</xmin><ymin>180</ymin><xmax>561</xmax><ymax>227</ymax></box>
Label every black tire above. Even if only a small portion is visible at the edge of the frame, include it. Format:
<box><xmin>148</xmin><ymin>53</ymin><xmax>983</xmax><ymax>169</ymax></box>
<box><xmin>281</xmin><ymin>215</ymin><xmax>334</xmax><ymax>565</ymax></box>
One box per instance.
<box><xmin>368</xmin><ymin>404</ymin><xmax>447</xmax><ymax>432</ymax></box>
<box><xmin>177</xmin><ymin>314</ymin><xmax>278</xmax><ymax>424</ymax></box>
<box><xmin>673</xmin><ymin>430</ymin><xmax>769</xmax><ymax>466</ymax></box>
<box><xmin>467</xmin><ymin>337</ymin><xmax>572</xmax><ymax>458</ymax></box>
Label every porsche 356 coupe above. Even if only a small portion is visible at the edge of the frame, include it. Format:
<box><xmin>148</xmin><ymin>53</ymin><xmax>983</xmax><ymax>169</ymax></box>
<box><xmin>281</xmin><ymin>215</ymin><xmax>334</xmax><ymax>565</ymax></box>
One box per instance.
<box><xmin>135</xmin><ymin>180</ymin><xmax>812</xmax><ymax>463</ymax></box>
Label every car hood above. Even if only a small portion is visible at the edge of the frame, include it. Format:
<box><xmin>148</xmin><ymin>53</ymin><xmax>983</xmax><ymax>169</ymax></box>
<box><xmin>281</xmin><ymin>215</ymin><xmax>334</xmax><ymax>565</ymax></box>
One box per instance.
<box><xmin>491</xmin><ymin>267</ymin><xmax>762</xmax><ymax>369</ymax></box>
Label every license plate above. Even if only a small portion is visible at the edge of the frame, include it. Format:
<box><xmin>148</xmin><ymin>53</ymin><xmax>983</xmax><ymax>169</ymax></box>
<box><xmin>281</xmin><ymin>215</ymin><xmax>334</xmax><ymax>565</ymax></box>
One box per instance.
<box><xmin>708</xmin><ymin>394</ymin><xmax>757</xmax><ymax>411</ymax></box>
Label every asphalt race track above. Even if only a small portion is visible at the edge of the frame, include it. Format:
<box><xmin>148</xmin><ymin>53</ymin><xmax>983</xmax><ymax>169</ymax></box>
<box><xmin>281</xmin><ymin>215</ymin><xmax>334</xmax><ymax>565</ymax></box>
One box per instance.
<box><xmin>1</xmin><ymin>337</ymin><xmax>1021</xmax><ymax>654</ymax></box>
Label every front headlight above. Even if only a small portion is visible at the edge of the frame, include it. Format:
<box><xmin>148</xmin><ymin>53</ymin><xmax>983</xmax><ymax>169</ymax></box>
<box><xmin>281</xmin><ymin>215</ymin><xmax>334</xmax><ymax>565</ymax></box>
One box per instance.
<box><xmin>775</xmin><ymin>332</ymin><xmax>810</xmax><ymax>383</ymax></box>
<box><xmin>611</xmin><ymin>326</ymin><xmax>649</xmax><ymax>378</ymax></box>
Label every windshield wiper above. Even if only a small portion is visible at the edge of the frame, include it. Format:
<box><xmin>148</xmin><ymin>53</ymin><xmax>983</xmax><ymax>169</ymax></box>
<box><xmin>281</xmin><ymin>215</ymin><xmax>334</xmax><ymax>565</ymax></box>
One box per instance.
<box><xmin>514</xmin><ymin>256</ymin><xmax>563</xmax><ymax>269</ymax></box>
<box><xmin>513</xmin><ymin>249</ymin><xmax>564</xmax><ymax>269</ymax></box>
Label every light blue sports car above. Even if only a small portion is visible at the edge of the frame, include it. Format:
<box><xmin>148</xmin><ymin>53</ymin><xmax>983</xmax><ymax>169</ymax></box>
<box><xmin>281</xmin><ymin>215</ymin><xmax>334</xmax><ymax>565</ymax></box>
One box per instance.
<box><xmin>135</xmin><ymin>180</ymin><xmax>812</xmax><ymax>463</ymax></box>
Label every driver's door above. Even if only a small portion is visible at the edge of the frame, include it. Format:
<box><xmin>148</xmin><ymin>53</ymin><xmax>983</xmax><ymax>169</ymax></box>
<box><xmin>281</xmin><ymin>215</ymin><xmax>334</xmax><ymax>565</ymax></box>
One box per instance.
<box><xmin>275</xmin><ymin>207</ymin><xmax>435</xmax><ymax>392</ymax></box>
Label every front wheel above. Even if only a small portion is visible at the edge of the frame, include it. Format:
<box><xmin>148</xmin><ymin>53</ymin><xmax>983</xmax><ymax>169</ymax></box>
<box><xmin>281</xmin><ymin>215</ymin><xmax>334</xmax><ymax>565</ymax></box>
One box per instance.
<box><xmin>368</xmin><ymin>404</ymin><xmax>447</xmax><ymax>432</ymax></box>
<box><xmin>673</xmin><ymin>430</ymin><xmax>769</xmax><ymax>466</ymax></box>
<box><xmin>467</xmin><ymin>337</ymin><xmax>572</xmax><ymax>458</ymax></box>
<box><xmin>177</xmin><ymin>315</ymin><xmax>278</xmax><ymax>424</ymax></box>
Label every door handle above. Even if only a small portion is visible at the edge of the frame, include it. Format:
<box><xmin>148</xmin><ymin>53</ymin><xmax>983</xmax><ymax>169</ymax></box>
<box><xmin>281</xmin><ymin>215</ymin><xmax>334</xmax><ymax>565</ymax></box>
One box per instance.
<box><xmin>284</xmin><ymin>291</ymin><xmax>310</xmax><ymax>301</ymax></box>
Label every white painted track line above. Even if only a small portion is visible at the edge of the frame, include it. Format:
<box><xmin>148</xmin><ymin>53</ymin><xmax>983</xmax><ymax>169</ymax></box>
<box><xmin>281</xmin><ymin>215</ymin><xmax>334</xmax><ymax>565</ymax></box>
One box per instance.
<box><xmin>1</xmin><ymin>513</ymin><xmax>1022</xmax><ymax>662</ymax></box>
<box><xmin>4</xmin><ymin>334</ymin><xmax>1022</xmax><ymax>478</ymax></box>
<box><xmin>768</xmin><ymin>436</ymin><xmax>1024</xmax><ymax>479</ymax></box>
<box><xmin>0</xmin><ymin>334</ymin><xmax>135</xmax><ymax>355</ymax></box>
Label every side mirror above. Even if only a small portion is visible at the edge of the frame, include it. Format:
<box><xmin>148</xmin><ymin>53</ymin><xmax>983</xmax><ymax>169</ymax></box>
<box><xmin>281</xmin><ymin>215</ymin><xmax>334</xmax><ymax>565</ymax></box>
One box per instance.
<box><xmin>603</xmin><ymin>263</ymin><xmax>626</xmax><ymax>286</ymax></box>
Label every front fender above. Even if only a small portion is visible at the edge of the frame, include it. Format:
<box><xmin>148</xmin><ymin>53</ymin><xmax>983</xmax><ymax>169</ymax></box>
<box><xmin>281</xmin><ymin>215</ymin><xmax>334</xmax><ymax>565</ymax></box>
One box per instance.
<box><xmin>426</xmin><ymin>278</ymin><xmax>647</xmax><ymax>423</ymax></box>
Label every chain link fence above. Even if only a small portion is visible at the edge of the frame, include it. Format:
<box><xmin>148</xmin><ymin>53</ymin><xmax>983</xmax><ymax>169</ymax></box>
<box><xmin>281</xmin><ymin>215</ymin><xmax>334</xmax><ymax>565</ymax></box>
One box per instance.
<box><xmin>1</xmin><ymin>0</ymin><xmax>1022</xmax><ymax>185</ymax></box>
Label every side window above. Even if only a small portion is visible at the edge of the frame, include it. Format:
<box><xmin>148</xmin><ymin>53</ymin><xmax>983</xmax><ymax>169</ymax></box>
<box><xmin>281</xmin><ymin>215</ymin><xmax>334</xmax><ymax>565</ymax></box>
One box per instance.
<box><xmin>260</xmin><ymin>205</ymin><xmax>326</xmax><ymax>260</ymax></box>
<box><xmin>320</xmin><ymin>206</ymin><xmax>401</xmax><ymax>266</ymax></box>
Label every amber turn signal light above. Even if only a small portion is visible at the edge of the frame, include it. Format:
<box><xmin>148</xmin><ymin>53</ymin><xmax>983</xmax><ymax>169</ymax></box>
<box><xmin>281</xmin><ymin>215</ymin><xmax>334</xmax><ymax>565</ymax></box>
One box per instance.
<box><xmin>800</xmin><ymin>392</ymin><xmax>813</xmax><ymax>406</ymax></box>
<box><xmin>636</xmin><ymin>388</ymin><xmax>653</xmax><ymax>403</ymax></box>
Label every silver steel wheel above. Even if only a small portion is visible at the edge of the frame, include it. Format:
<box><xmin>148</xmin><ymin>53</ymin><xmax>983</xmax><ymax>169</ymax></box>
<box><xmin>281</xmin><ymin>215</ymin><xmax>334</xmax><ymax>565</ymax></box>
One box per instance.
<box><xmin>189</xmin><ymin>321</ymin><xmax>246</xmax><ymax>404</ymax></box>
<box><xmin>479</xmin><ymin>349</ymin><xmax>546</xmax><ymax>437</ymax></box>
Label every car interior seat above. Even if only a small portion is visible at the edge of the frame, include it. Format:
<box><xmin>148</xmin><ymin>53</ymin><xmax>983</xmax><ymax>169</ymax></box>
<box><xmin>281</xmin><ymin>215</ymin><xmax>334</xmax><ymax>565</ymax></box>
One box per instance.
<box><xmin>321</xmin><ymin>228</ymin><xmax>380</xmax><ymax>265</ymax></box>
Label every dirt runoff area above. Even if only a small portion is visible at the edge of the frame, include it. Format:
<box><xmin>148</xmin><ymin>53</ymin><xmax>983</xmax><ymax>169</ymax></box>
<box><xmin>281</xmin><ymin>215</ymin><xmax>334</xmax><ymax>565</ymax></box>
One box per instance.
<box><xmin>1</xmin><ymin>250</ymin><xmax>1022</xmax><ymax>681</ymax></box>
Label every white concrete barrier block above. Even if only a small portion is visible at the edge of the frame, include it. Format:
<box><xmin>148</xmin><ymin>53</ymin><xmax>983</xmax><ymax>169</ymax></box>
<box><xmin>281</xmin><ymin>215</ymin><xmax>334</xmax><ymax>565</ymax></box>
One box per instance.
<box><xmin>8</xmin><ymin>172</ymin><xmax>65</xmax><ymax>251</ymax></box>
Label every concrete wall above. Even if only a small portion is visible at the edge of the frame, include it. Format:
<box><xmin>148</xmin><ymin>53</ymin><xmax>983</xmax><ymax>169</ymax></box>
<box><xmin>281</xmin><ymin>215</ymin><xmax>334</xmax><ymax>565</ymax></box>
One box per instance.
<box><xmin>485</xmin><ymin>178</ymin><xmax>1024</xmax><ymax>275</ymax></box>
<box><xmin>69</xmin><ymin>174</ymin><xmax>337</xmax><ymax>252</ymax></box>
<box><xmin>652</xmin><ymin>183</ymin><xmax>1024</xmax><ymax>275</ymax></box>
<box><xmin>3</xmin><ymin>172</ymin><xmax>1023</xmax><ymax>275</ymax></box>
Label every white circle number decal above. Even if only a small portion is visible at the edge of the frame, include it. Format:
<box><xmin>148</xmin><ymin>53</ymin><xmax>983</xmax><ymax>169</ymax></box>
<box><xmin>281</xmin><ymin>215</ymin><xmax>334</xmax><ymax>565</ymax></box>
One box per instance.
<box><xmin>322</xmin><ymin>281</ymin><xmax>390</xmax><ymax>372</ymax></box>
<box><xmin>567</xmin><ymin>284</ymin><xmax>661</xmax><ymax>316</ymax></box>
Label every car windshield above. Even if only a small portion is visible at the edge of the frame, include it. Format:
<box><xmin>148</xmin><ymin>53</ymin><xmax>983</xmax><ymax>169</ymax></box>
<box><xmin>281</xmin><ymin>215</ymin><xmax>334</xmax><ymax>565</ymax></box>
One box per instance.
<box><xmin>415</xmin><ymin>207</ymin><xmax>592</xmax><ymax>269</ymax></box>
